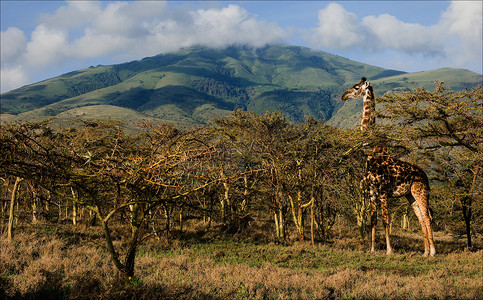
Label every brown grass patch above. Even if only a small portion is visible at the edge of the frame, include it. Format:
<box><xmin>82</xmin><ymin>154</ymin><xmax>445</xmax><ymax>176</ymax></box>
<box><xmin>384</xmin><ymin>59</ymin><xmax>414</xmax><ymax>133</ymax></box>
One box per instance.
<box><xmin>1</xmin><ymin>225</ymin><xmax>482</xmax><ymax>299</ymax></box>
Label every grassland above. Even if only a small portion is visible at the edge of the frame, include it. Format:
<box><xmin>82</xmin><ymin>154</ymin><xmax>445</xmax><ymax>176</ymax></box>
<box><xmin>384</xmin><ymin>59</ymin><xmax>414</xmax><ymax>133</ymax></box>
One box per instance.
<box><xmin>1</xmin><ymin>221</ymin><xmax>481</xmax><ymax>299</ymax></box>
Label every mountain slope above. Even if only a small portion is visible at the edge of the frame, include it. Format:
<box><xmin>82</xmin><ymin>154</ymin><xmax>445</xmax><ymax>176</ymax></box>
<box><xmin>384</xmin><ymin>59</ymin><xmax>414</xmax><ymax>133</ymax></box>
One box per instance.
<box><xmin>1</xmin><ymin>45</ymin><xmax>481</xmax><ymax>128</ymax></box>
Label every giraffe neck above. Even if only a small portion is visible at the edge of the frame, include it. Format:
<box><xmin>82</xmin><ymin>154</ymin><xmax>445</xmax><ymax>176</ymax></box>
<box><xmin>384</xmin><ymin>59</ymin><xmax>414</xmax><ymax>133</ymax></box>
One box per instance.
<box><xmin>360</xmin><ymin>85</ymin><xmax>383</xmax><ymax>156</ymax></box>
<box><xmin>361</xmin><ymin>87</ymin><xmax>375</xmax><ymax>131</ymax></box>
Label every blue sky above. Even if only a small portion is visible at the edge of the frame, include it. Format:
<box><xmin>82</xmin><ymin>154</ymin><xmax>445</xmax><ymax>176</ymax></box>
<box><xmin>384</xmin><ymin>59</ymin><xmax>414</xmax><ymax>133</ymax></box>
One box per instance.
<box><xmin>1</xmin><ymin>1</ymin><xmax>482</xmax><ymax>93</ymax></box>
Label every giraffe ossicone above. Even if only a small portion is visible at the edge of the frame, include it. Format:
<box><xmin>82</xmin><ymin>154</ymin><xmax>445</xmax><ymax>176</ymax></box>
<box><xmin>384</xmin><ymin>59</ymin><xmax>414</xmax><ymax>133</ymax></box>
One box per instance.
<box><xmin>342</xmin><ymin>77</ymin><xmax>436</xmax><ymax>257</ymax></box>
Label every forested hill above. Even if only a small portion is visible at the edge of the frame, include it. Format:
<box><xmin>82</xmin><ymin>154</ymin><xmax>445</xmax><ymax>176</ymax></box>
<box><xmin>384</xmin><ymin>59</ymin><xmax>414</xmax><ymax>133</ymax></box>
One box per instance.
<box><xmin>1</xmin><ymin>45</ymin><xmax>481</xmax><ymax>128</ymax></box>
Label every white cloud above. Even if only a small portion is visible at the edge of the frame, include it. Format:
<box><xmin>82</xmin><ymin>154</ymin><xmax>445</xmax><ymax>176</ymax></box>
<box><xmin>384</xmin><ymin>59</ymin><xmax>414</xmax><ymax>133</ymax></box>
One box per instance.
<box><xmin>189</xmin><ymin>5</ymin><xmax>287</xmax><ymax>48</ymax></box>
<box><xmin>306</xmin><ymin>1</ymin><xmax>482</xmax><ymax>72</ymax></box>
<box><xmin>440</xmin><ymin>1</ymin><xmax>482</xmax><ymax>41</ymax></box>
<box><xmin>307</xmin><ymin>3</ymin><xmax>440</xmax><ymax>54</ymax></box>
<box><xmin>70</xmin><ymin>28</ymin><xmax>133</xmax><ymax>59</ymax></box>
<box><xmin>94</xmin><ymin>2</ymin><xmax>147</xmax><ymax>37</ymax></box>
<box><xmin>1</xmin><ymin>28</ymin><xmax>29</xmax><ymax>92</ymax></box>
<box><xmin>1</xmin><ymin>66</ymin><xmax>30</xmax><ymax>93</ymax></box>
<box><xmin>1</xmin><ymin>27</ymin><xmax>27</xmax><ymax>63</ymax></box>
<box><xmin>64</xmin><ymin>2</ymin><xmax>285</xmax><ymax>57</ymax></box>
<box><xmin>436</xmin><ymin>1</ymin><xmax>482</xmax><ymax>67</ymax></box>
<box><xmin>362</xmin><ymin>14</ymin><xmax>441</xmax><ymax>55</ymax></box>
<box><xmin>24</xmin><ymin>24</ymin><xmax>69</xmax><ymax>68</ymax></box>
<box><xmin>306</xmin><ymin>3</ymin><xmax>365</xmax><ymax>49</ymax></box>
<box><xmin>39</xmin><ymin>1</ymin><xmax>102</xmax><ymax>30</ymax></box>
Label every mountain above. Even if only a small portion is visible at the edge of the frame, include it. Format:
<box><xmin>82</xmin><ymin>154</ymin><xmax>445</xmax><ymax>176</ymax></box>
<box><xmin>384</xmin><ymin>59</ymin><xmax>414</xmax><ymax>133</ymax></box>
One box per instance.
<box><xmin>1</xmin><ymin>45</ymin><xmax>481</xmax><ymax>128</ymax></box>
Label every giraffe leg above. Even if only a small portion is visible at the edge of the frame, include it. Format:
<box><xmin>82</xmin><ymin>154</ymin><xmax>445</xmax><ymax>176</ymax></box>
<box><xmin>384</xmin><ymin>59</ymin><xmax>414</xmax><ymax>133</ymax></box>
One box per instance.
<box><xmin>370</xmin><ymin>188</ymin><xmax>377</xmax><ymax>253</ymax></box>
<box><xmin>426</xmin><ymin>209</ymin><xmax>436</xmax><ymax>256</ymax></box>
<box><xmin>414</xmin><ymin>184</ymin><xmax>435</xmax><ymax>256</ymax></box>
<box><xmin>410</xmin><ymin>201</ymin><xmax>429</xmax><ymax>256</ymax></box>
<box><xmin>380</xmin><ymin>194</ymin><xmax>392</xmax><ymax>255</ymax></box>
<box><xmin>409</xmin><ymin>185</ymin><xmax>436</xmax><ymax>257</ymax></box>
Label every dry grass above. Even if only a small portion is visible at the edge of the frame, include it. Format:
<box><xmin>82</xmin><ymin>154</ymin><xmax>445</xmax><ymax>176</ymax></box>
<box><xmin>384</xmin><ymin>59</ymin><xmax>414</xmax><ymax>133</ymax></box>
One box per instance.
<box><xmin>0</xmin><ymin>230</ymin><xmax>115</xmax><ymax>299</ymax></box>
<box><xmin>1</xmin><ymin>224</ymin><xmax>482</xmax><ymax>299</ymax></box>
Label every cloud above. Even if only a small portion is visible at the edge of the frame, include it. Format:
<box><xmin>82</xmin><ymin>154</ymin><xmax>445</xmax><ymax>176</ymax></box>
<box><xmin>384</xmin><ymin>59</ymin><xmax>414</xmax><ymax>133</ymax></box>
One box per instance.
<box><xmin>24</xmin><ymin>24</ymin><xmax>69</xmax><ymax>67</ymax></box>
<box><xmin>39</xmin><ymin>1</ymin><xmax>102</xmax><ymax>30</ymax></box>
<box><xmin>437</xmin><ymin>1</ymin><xmax>482</xmax><ymax>67</ymax></box>
<box><xmin>1</xmin><ymin>1</ymin><xmax>289</xmax><ymax>92</ymax></box>
<box><xmin>1</xmin><ymin>27</ymin><xmax>27</xmax><ymax>63</ymax></box>
<box><xmin>1</xmin><ymin>27</ymin><xmax>29</xmax><ymax>92</ymax></box>
<box><xmin>92</xmin><ymin>1</ymin><xmax>166</xmax><ymax>37</ymax></box>
<box><xmin>189</xmin><ymin>5</ymin><xmax>287</xmax><ymax>48</ymax></box>
<box><xmin>306</xmin><ymin>1</ymin><xmax>482</xmax><ymax>71</ymax></box>
<box><xmin>306</xmin><ymin>3</ymin><xmax>367</xmax><ymax>49</ymax></box>
<box><xmin>70</xmin><ymin>3</ymin><xmax>287</xmax><ymax>59</ymax></box>
<box><xmin>362</xmin><ymin>14</ymin><xmax>442</xmax><ymax>55</ymax></box>
<box><xmin>307</xmin><ymin>3</ymin><xmax>441</xmax><ymax>54</ymax></box>
<box><xmin>34</xmin><ymin>2</ymin><xmax>286</xmax><ymax>61</ymax></box>
<box><xmin>1</xmin><ymin>66</ymin><xmax>30</xmax><ymax>93</ymax></box>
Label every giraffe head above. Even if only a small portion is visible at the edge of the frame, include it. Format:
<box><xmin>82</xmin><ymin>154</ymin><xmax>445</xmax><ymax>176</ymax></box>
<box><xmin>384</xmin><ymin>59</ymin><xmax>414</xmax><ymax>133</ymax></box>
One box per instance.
<box><xmin>342</xmin><ymin>77</ymin><xmax>376</xmax><ymax>131</ymax></box>
<box><xmin>341</xmin><ymin>77</ymin><xmax>373</xmax><ymax>100</ymax></box>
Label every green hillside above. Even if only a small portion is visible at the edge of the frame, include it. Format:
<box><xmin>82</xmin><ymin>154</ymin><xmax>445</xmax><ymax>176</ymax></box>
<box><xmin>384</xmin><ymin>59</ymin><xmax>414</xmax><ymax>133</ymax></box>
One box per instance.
<box><xmin>1</xmin><ymin>45</ymin><xmax>481</xmax><ymax>127</ymax></box>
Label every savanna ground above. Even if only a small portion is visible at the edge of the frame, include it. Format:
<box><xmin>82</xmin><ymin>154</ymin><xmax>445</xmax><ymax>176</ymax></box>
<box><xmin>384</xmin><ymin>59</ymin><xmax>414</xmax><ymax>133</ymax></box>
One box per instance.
<box><xmin>1</xmin><ymin>219</ymin><xmax>482</xmax><ymax>300</ymax></box>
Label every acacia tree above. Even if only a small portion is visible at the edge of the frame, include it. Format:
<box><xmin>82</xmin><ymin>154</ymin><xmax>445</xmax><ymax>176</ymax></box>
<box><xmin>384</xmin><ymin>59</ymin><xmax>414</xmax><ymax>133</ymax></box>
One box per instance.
<box><xmin>377</xmin><ymin>83</ymin><xmax>482</xmax><ymax>248</ymax></box>
<box><xmin>282</xmin><ymin>119</ymin><xmax>350</xmax><ymax>244</ymax></box>
<box><xmin>214</xmin><ymin>110</ymin><xmax>348</xmax><ymax>243</ymax></box>
<box><xmin>0</xmin><ymin>121</ymin><xmax>135</xmax><ymax>275</ymax></box>
<box><xmin>0</xmin><ymin>121</ymin><xmax>227</xmax><ymax>278</ymax></box>
<box><xmin>215</xmin><ymin>110</ymin><xmax>292</xmax><ymax>240</ymax></box>
<box><xmin>328</xmin><ymin>128</ymin><xmax>369</xmax><ymax>241</ymax></box>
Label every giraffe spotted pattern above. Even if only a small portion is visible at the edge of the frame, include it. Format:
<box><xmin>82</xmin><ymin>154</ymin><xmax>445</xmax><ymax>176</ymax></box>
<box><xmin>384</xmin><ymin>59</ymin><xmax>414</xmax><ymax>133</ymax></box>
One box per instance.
<box><xmin>342</xmin><ymin>78</ymin><xmax>435</xmax><ymax>256</ymax></box>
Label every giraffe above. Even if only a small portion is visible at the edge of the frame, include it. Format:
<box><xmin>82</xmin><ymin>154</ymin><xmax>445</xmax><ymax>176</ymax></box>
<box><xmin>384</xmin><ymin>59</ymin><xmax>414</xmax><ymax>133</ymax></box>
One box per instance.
<box><xmin>342</xmin><ymin>77</ymin><xmax>436</xmax><ymax>256</ymax></box>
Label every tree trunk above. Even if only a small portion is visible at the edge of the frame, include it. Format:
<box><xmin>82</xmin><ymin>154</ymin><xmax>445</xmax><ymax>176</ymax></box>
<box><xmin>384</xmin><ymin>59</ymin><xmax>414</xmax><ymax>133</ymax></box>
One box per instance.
<box><xmin>163</xmin><ymin>204</ymin><xmax>170</xmax><ymax>237</ymax></box>
<box><xmin>461</xmin><ymin>197</ymin><xmax>472</xmax><ymax>249</ymax></box>
<box><xmin>290</xmin><ymin>193</ymin><xmax>307</xmax><ymax>243</ymax></box>
<box><xmin>274</xmin><ymin>212</ymin><xmax>280</xmax><ymax>238</ymax></box>
<box><xmin>222</xmin><ymin>176</ymin><xmax>231</xmax><ymax>223</ymax></box>
<box><xmin>30</xmin><ymin>184</ymin><xmax>38</xmax><ymax>224</ymax></box>
<box><xmin>98</xmin><ymin>210</ymin><xmax>127</xmax><ymax>277</ymax></box>
<box><xmin>462</xmin><ymin>166</ymin><xmax>479</xmax><ymax>250</ymax></box>
<box><xmin>401</xmin><ymin>212</ymin><xmax>409</xmax><ymax>230</ymax></box>
<box><xmin>279</xmin><ymin>208</ymin><xmax>285</xmax><ymax>240</ymax></box>
<box><xmin>389</xmin><ymin>212</ymin><xmax>396</xmax><ymax>234</ymax></box>
<box><xmin>32</xmin><ymin>196</ymin><xmax>38</xmax><ymax>224</ymax></box>
<box><xmin>7</xmin><ymin>177</ymin><xmax>22</xmax><ymax>241</ymax></box>
<box><xmin>124</xmin><ymin>244</ymin><xmax>137</xmax><ymax>278</ymax></box>
<box><xmin>45</xmin><ymin>191</ymin><xmax>50</xmax><ymax>213</ymax></box>
<box><xmin>354</xmin><ymin>189</ymin><xmax>368</xmax><ymax>241</ymax></box>
<box><xmin>242</xmin><ymin>175</ymin><xmax>249</xmax><ymax>212</ymax></box>
<box><xmin>289</xmin><ymin>195</ymin><xmax>302</xmax><ymax>241</ymax></box>
<box><xmin>57</xmin><ymin>202</ymin><xmax>62</xmax><ymax>223</ymax></box>
<box><xmin>71</xmin><ymin>187</ymin><xmax>77</xmax><ymax>226</ymax></box>
<box><xmin>96</xmin><ymin>204</ymin><xmax>139</xmax><ymax>280</ymax></box>
<box><xmin>73</xmin><ymin>202</ymin><xmax>77</xmax><ymax>225</ymax></box>
<box><xmin>125</xmin><ymin>203</ymin><xmax>142</xmax><ymax>278</ymax></box>
<box><xmin>220</xmin><ymin>198</ymin><xmax>225</xmax><ymax>222</ymax></box>
<box><xmin>298</xmin><ymin>198</ymin><xmax>304</xmax><ymax>241</ymax></box>
<box><xmin>274</xmin><ymin>207</ymin><xmax>286</xmax><ymax>241</ymax></box>
<box><xmin>310</xmin><ymin>196</ymin><xmax>315</xmax><ymax>246</ymax></box>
